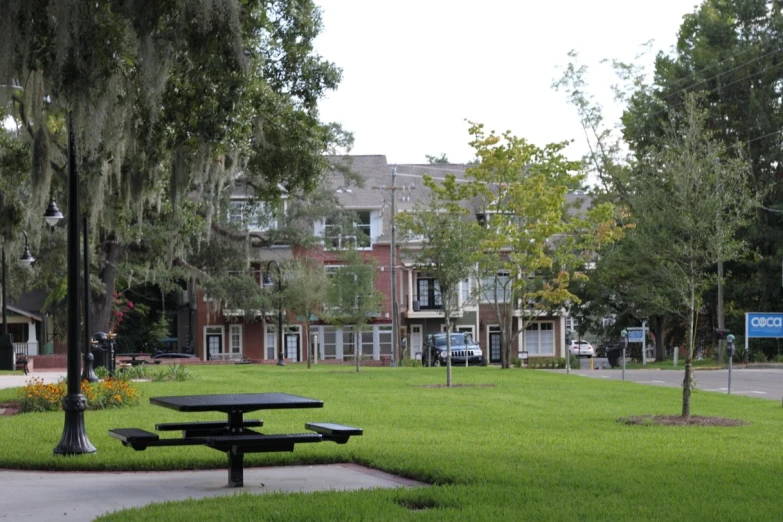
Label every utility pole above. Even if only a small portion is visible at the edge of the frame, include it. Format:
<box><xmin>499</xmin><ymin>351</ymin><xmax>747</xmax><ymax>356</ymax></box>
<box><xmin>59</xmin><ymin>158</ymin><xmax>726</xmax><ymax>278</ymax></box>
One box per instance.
<box><xmin>373</xmin><ymin>168</ymin><xmax>414</xmax><ymax>365</ymax></box>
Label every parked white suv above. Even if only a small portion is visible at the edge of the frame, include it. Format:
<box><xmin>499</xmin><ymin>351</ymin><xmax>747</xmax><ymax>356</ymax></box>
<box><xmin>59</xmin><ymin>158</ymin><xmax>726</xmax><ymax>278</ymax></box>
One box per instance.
<box><xmin>569</xmin><ymin>340</ymin><xmax>594</xmax><ymax>357</ymax></box>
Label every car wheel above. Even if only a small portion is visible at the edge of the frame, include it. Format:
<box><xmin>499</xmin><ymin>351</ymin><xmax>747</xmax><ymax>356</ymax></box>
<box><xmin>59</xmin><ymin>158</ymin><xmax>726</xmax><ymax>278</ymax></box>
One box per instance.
<box><xmin>433</xmin><ymin>358</ymin><xmax>441</xmax><ymax>367</ymax></box>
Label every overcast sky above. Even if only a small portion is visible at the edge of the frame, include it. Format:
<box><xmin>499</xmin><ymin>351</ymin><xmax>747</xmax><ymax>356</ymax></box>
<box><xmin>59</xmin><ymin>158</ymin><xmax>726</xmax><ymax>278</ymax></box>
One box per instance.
<box><xmin>313</xmin><ymin>1</ymin><xmax>698</xmax><ymax>164</ymax></box>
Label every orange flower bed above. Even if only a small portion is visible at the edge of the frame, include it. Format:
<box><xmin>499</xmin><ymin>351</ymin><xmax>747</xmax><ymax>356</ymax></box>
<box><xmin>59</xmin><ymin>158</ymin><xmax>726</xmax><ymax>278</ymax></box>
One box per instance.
<box><xmin>17</xmin><ymin>377</ymin><xmax>140</xmax><ymax>413</ymax></box>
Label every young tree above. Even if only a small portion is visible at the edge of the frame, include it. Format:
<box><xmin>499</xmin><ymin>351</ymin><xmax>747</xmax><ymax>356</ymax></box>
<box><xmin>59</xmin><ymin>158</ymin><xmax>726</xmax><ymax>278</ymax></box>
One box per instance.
<box><xmin>467</xmin><ymin>123</ymin><xmax>621</xmax><ymax>368</ymax></box>
<box><xmin>324</xmin><ymin>248</ymin><xmax>383</xmax><ymax>372</ymax></box>
<box><xmin>284</xmin><ymin>258</ymin><xmax>332</xmax><ymax>368</ymax></box>
<box><xmin>397</xmin><ymin>173</ymin><xmax>484</xmax><ymax>386</ymax></box>
<box><xmin>630</xmin><ymin>97</ymin><xmax>759</xmax><ymax>417</ymax></box>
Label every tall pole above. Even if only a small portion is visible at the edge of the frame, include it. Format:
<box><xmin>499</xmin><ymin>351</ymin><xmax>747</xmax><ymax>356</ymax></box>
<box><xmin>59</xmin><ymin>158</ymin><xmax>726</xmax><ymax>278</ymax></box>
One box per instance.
<box><xmin>373</xmin><ymin>170</ymin><xmax>414</xmax><ymax>366</ymax></box>
<box><xmin>0</xmin><ymin>246</ymin><xmax>11</xmax><ymax>371</ymax></box>
<box><xmin>54</xmin><ymin>113</ymin><xmax>95</xmax><ymax>455</ymax></box>
<box><xmin>2</xmin><ymin>246</ymin><xmax>7</xmax><ymax>337</ymax></box>
<box><xmin>390</xmin><ymin>167</ymin><xmax>398</xmax><ymax>365</ymax></box>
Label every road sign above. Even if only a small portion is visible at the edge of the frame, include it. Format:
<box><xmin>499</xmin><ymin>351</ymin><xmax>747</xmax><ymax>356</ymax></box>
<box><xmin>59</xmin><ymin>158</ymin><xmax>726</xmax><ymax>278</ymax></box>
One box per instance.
<box><xmin>627</xmin><ymin>329</ymin><xmax>644</xmax><ymax>343</ymax></box>
<box><xmin>746</xmin><ymin>313</ymin><xmax>783</xmax><ymax>339</ymax></box>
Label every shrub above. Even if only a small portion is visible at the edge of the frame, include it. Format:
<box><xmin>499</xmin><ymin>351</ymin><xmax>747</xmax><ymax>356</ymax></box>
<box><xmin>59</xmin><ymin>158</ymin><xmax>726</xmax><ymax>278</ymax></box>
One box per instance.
<box><xmin>511</xmin><ymin>358</ymin><xmax>522</xmax><ymax>368</ymax></box>
<box><xmin>114</xmin><ymin>364</ymin><xmax>152</xmax><ymax>381</ymax></box>
<box><xmin>17</xmin><ymin>377</ymin><xmax>140</xmax><ymax>413</ymax></box>
<box><xmin>402</xmin><ymin>359</ymin><xmax>422</xmax><ymax>368</ymax></box>
<box><xmin>152</xmin><ymin>363</ymin><xmax>194</xmax><ymax>382</ymax></box>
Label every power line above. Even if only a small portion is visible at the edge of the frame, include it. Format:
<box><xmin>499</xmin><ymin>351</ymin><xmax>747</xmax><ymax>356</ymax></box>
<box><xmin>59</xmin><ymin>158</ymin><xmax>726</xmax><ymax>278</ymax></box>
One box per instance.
<box><xmin>661</xmin><ymin>47</ymin><xmax>783</xmax><ymax>100</ymax></box>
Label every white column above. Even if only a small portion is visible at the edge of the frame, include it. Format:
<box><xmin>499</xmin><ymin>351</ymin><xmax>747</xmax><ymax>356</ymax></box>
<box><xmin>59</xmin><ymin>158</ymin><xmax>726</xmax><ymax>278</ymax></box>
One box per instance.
<box><xmin>27</xmin><ymin>320</ymin><xmax>39</xmax><ymax>356</ymax></box>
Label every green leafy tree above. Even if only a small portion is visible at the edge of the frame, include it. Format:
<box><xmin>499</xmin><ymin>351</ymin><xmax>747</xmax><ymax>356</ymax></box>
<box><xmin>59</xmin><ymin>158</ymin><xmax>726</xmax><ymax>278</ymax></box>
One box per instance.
<box><xmin>324</xmin><ymin>248</ymin><xmax>383</xmax><ymax>372</ymax></box>
<box><xmin>620</xmin><ymin>0</ymin><xmax>783</xmax><ymax>355</ymax></box>
<box><xmin>283</xmin><ymin>258</ymin><xmax>332</xmax><ymax>368</ymax></box>
<box><xmin>397</xmin><ymin>173</ymin><xmax>484</xmax><ymax>386</ymax></box>
<box><xmin>466</xmin><ymin>122</ymin><xmax>621</xmax><ymax>368</ymax></box>
<box><xmin>0</xmin><ymin>1</ymin><xmax>345</xmax><ymax>337</ymax></box>
<box><xmin>629</xmin><ymin>97</ymin><xmax>759</xmax><ymax>416</ymax></box>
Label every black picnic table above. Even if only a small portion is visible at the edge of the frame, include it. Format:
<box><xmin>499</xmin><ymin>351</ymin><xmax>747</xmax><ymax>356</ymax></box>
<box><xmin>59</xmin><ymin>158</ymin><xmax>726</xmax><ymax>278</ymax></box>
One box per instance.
<box><xmin>110</xmin><ymin>393</ymin><xmax>362</xmax><ymax>487</ymax></box>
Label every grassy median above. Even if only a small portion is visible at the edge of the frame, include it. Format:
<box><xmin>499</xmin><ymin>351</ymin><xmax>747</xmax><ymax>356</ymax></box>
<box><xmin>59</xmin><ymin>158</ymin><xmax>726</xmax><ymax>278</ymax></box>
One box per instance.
<box><xmin>0</xmin><ymin>365</ymin><xmax>780</xmax><ymax>521</ymax></box>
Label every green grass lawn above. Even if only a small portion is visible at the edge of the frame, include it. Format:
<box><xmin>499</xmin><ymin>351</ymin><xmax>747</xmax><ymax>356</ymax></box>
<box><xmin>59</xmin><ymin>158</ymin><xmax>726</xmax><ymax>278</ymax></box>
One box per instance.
<box><xmin>620</xmin><ymin>358</ymin><xmax>723</xmax><ymax>370</ymax></box>
<box><xmin>1</xmin><ymin>365</ymin><xmax>780</xmax><ymax>521</ymax></box>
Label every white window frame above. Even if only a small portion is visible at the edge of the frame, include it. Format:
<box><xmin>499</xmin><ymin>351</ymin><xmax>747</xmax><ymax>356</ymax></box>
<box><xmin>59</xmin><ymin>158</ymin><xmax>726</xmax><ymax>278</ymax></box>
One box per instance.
<box><xmin>265</xmin><ymin>323</ymin><xmax>277</xmax><ymax>360</ymax></box>
<box><xmin>228</xmin><ymin>199</ymin><xmax>280</xmax><ymax>232</ymax></box>
<box><xmin>229</xmin><ymin>325</ymin><xmax>243</xmax><ymax>356</ymax></box>
<box><xmin>523</xmin><ymin>321</ymin><xmax>555</xmax><ymax>356</ymax></box>
<box><xmin>480</xmin><ymin>271</ymin><xmax>511</xmax><ymax>303</ymax></box>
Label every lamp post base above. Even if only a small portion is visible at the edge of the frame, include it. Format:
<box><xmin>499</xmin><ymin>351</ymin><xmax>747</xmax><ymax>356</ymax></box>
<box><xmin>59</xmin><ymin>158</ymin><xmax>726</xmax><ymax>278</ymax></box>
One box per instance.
<box><xmin>81</xmin><ymin>352</ymin><xmax>99</xmax><ymax>383</ymax></box>
<box><xmin>276</xmin><ymin>355</ymin><xmax>286</xmax><ymax>366</ymax></box>
<box><xmin>53</xmin><ymin>394</ymin><xmax>96</xmax><ymax>455</ymax></box>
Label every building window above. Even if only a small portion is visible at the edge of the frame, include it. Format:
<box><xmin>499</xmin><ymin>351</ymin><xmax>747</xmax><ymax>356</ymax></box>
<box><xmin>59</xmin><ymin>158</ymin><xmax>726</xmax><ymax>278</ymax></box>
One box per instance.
<box><xmin>416</xmin><ymin>275</ymin><xmax>442</xmax><ymax>309</ymax></box>
<box><xmin>524</xmin><ymin>321</ymin><xmax>554</xmax><ymax>355</ymax></box>
<box><xmin>229</xmin><ymin>200</ymin><xmax>278</xmax><ymax>231</ymax></box>
<box><xmin>480</xmin><ymin>271</ymin><xmax>510</xmax><ymax>303</ymax></box>
<box><xmin>460</xmin><ymin>279</ymin><xmax>471</xmax><ymax>305</ymax></box>
<box><xmin>229</xmin><ymin>325</ymin><xmax>242</xmax><ymax>355</ymax></box>
<box><xmin>378</xmin><ymin>326</ymin><xmax>392</xmax><ymax>356</ymax></box>
<box><xmin>266</xmin><ymin>324</ymin><xmax>276</xmax><ymax>360</ymax></box>
<box><xmin>323</xmin><ymin>211</ymin><xmax>372</xmax><ymax>249</ymax></box>
<box><xmin>322</xmin><ymin>326</ymin><xmax>337</xmax><ymax>359</ymax></box>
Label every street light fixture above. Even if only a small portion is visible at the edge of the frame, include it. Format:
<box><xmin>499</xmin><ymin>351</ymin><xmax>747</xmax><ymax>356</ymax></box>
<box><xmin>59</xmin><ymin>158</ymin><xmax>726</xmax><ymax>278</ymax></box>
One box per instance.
<box><xmin>53</xmin><ymin>114</ymin><xmax>96</xmax><ymax>455</ymax></box>
<box><xmin>1</xmin><ymin>232</ymin><xmax>36</xmax><ymax>370</ymax></box>
<box><xmin>263</xmin><ymin>260</ymin><xmax>285</xmax><ymax>366</ymax></box>
<box><xmin>44</xmin><ymin>197</ymin><xmax>64</xmax><ymax>228</ymax></box>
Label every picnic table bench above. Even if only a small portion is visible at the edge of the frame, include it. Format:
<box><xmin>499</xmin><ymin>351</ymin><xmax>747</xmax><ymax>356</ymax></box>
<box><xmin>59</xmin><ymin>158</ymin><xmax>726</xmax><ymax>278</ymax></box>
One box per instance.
<box><xmin>109</xmin><ymin>393</ymin><xmax>362</xmax><ymax>487</ymax></box>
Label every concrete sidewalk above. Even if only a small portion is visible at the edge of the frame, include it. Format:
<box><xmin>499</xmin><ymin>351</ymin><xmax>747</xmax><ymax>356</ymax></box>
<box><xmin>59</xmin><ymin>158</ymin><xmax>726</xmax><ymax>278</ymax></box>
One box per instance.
<box><xmin>0</xmin><ymin>464</ymin><xmax>423</xmax><ymax>521</ymax></box>
<box><xmin>0</xmin><ymin>370</ymin><xmax>66</xmax><ymax>391</ymax></box>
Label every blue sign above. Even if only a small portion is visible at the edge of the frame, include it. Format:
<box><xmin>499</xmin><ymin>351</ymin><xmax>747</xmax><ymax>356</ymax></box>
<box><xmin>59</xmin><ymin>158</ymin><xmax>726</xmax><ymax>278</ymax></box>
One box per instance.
<box><xmin>627</xmin><ymin>330</ymin><xmax>644</xmax><ymax>343</ymax></box>
<box><xmin>746</xmin><ymin>313</ymin><xmax>783</xmax><ymax>338</ymax></box>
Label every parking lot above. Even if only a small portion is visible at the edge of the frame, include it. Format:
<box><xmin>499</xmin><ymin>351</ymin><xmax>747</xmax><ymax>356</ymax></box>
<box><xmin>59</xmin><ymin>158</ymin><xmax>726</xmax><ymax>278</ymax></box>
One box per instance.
<box><xmin>563</xmin><ymin>364</ymin><xmax>783</xmax><ymax>401</ymax></box>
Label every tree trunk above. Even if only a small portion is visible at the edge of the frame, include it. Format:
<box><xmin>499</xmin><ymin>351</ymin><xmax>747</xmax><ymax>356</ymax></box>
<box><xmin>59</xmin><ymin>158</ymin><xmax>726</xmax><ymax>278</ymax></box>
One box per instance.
<box><xmin>445</xmin><ymin>312</ymin><xmax>452</xmax><ymax>387</ymax></box>
<box><xmin>355</xmin><ymin>324</ymin><xmax>361</xmax><ymax>373</ymax></box>
<box><xmin>502</xmin><ymin>307</ymin><xmax>512</xmax><ymax>369</ymax></box>
<box><xmin>650</xmin><ymin>315</ymin><xmax>668</xmax><ymax>362</ymax></box>
<box><xmin>89</xmin><ymin>232</ymin><xmax>122</xmax><ymax>335</ymax></box>
<box><xmin>681</xmin><ymin>285</ymin><xmax>696</xmax><ymax>417</ymax></box>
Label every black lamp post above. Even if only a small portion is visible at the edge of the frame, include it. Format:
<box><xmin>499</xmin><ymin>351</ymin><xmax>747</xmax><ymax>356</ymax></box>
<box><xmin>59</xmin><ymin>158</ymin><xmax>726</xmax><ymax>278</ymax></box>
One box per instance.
<box><xmin>0</xmin><ymin>232</ymin><xmax>35</xmax><ymax>370</ymax></box>
<box><xmin>53</xmin><ymin>114</ymin><xmax>96</xmax><ymax>455</ymax></box>
<box><xmin>263</xmin><ymin>260</ymin><xmax>285</xmax><ymax>366</ymax></box>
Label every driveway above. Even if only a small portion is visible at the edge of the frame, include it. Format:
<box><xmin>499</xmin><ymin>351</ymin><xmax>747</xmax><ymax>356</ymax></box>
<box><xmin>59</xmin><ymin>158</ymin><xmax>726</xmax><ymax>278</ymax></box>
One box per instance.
<box><xmin>562</xmin><ymin>366</ymin><xmax>783</xmax><ymax>401</ymax></box>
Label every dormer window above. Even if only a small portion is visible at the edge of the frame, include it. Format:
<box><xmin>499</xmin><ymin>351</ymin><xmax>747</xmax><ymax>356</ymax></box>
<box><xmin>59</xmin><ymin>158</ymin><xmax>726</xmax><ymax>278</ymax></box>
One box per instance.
<box><xmin>322</xmin><ymin>211</ymin><xmax>373</xmax><ymax>250</ymax></box>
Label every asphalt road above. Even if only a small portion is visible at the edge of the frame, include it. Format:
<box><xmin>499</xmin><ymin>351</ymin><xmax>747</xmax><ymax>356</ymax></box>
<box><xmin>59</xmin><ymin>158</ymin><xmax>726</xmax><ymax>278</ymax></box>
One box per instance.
<box><xmin>562</xmin><ymin>362</ymin><xmax>783</xmax><ymax>401</ymax></box>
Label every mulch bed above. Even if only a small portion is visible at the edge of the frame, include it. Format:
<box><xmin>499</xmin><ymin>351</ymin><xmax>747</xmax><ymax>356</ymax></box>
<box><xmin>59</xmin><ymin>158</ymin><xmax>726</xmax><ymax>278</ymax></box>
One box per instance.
<box><xmin>619</xmin><ymin>415</ymin><xmax>748</xmax><ymax>427</ymax></box>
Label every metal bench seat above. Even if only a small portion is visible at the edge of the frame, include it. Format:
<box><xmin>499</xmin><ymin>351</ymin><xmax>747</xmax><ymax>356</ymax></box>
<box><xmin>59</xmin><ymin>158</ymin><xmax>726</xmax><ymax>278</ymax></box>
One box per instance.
<box><xmin>204</xmin><ymin>432</ymin><xmax>322</xmax><ymax>453</ymax></box>
<box><xmin>108</xmin><ymin>428</ymin><xmax>202</xmax><ymax>450</ymax></box>
<box><xmin>305</xmin><ymin>422</ymin><xmax>363</xmax><ymax>444</ymax></box>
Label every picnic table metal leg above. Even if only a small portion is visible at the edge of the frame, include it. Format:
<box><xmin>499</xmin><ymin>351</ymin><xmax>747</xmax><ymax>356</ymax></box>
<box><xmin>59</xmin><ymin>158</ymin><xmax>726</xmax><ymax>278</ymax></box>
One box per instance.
<box><xmin>227</xmin><ymin>447</ymin><xmax>244</xmax><ymax>487</ymax></box>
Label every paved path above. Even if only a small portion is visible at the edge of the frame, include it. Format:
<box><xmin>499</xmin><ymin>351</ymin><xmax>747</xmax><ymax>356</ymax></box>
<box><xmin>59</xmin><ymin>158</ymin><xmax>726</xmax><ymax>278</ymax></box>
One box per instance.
<box><xmin>0</xmin><ymin>370</ymin><xmax>66</xmax><ymax>391</ymax></box>
<box><xmin>0</xmin><ymin>465</ymin><xmax>423</xmax><ymax>521</ymax></box>
<box><xmin>560</xmin><ymin>367</ymin><xmax>783</xmax><ymax>401</ymax></box>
